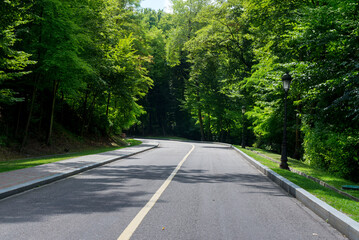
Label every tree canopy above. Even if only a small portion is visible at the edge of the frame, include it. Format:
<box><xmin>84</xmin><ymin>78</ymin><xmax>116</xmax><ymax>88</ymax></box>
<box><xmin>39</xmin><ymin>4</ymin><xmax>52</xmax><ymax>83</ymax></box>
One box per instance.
<box><xmin>0</xmin><ymin>0</ymin><xmax>358</xmax><ymax>181</ymax></box>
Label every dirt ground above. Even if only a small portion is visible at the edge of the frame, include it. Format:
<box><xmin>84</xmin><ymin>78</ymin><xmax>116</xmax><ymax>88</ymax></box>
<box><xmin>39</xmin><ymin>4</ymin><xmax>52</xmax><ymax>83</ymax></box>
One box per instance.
<box><xmin>0</xmin><ymin>129</ymin><xmax>122</xmax><ymax>161</ymax></box>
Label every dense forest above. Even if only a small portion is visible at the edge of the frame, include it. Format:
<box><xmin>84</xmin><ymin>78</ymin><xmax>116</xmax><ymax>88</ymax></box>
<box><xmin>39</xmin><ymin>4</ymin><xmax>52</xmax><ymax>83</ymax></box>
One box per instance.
<box><xmin>0</xmin><ymin>0</ymin><xmax>358</xmax><ymax>181</ymax></box>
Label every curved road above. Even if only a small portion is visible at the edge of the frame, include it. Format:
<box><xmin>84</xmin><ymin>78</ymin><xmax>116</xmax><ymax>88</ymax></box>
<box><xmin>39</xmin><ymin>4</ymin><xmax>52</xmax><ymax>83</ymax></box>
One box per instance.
<box><xmin>0</xmin><ymin>140</ymin><xmax>347</xmax><ymax>239</ymax></box>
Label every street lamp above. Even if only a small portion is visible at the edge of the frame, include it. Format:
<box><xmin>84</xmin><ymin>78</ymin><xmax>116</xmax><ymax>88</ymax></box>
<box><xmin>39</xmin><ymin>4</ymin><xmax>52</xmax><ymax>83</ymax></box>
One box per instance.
<box><xmin>280</xmin><ymin>73</ymin><xmax>292</xmax><ymax>170</ymax></box>
<box><xmin>241</xmin><ymin>106</ymin><xmax>246</xmax><ymax>148</ymax></box>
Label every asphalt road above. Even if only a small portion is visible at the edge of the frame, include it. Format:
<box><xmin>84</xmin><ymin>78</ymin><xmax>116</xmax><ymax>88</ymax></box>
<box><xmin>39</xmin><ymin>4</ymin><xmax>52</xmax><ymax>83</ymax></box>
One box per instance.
<box><xmin>0</xmin><ymin>140</ymin><xmax>347</xmax><ymax>240</ymax></box>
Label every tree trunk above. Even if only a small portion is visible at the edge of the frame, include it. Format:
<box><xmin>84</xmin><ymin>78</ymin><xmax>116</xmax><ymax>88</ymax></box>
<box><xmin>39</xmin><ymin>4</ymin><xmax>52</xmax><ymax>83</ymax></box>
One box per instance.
<box><xmin>21</xmin><ymin>5</ymin><xmax>44</xmax><ymax>150</ymax></box>
<box><xmin>21</xmin><ymin>81</ymin><xmax>38</xmax><ymax>151</ymax></box>
<box><xmin>206</xmin><ymin>113</ymin><xmax>211</xmax><ymax>141</ymax></box>
<box><xmin>293</xmin><ymin>98</ymin><xmax>302</xmax><ymax>159</ymax></box>
<box><xmin>15</xmin><ymin>102</ymin><xmax>22</xmax><ymax>138</ymax></box>
<box><xmin>81</xmin><ymin>89</ymin><xmax>89</xmax><ymax>136</ymax></box>
<box><xmin>85</xmin><ymin>93</ymin><xmax>97</xmax><ymax>134</ymax></box>
<box><xmin>293</xmin><ymin>118</ymin><xmax>301</xmax><ymax>160</ymax></box>
<box><xmin>198</xmin><ymin>109</ymin><xmax>205</xmax><ymax>141</ymax></box>
<box><xmin>195</xmin><ymin>82</ymin><xmax>205</xmax><ymax>141</ymax></box>
<box><xmin>38</xmin><ymin>98</ymin><xmax>44</xmax><ymax>131</ymax></box>
<box><xmin>218</xmin><ymin>118</ymin><xmax>223</xmax><ymax>142</ymax></box>
<box><xmin>162</xmin><ymin>117</ymin><xmax>166</xmax><ymax>136</ymax></box>
<box><xmin>60</xmin><ymin>91</ymin><xmax>65</xmax><ymax>123</ymax></box>
<box><xmin>106</xmin><ymin>92</ymin><xmax>111</xmax><ymax>117</ymax></box>
<box><xmin>106</xmin><ymin>92</ymin><xmax>111</xmax><ymax>135</ymax></box>
<box><xmin>46</xmin><ymin>80</ymin><xmax>59</xmax><ymax>145</ymax></box>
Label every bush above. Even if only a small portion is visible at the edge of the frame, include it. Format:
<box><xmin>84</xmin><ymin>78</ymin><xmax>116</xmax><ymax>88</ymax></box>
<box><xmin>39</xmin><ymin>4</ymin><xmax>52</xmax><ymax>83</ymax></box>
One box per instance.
<box><xmin>0</xmin><ymin>135</ymin><xmax>7</xmax><ymax>147</ymax></box>
<box><xmin>303</xmin><ymin>123</ymin><xmax>359</xmax><ymax>182</ymax></box>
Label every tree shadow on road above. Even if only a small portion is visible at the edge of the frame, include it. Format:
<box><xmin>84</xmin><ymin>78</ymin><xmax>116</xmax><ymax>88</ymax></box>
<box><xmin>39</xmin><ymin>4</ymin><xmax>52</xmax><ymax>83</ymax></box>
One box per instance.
<box><xmin>0</xmin><ymin>159</ymin><xmax>285</xmax><ymax>225</ymax></box>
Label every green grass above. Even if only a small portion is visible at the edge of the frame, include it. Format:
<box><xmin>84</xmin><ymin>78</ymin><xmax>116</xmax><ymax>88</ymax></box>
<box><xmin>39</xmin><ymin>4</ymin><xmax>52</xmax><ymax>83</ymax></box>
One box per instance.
<box><xmin>235</xmin><ymin>146</ymin><xmax>359</xmax><ymax>222</ymax></box>
<box><xmin>247</xmin><ymin>147</ymin><xmax>359</xmax><ymax>199</ymax></box>
<box><xmin>0</xmin><ymin>139</ymin><xmax>141</xmax><ymax>173</ymax></box>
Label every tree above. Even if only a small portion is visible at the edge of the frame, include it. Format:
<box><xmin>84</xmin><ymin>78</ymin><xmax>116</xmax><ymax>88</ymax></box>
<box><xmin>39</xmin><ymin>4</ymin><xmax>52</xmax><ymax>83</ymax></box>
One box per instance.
<box><xmin>0</xmin><ymin>0</ymin><xmax>34</xmax><ymax>104</ymax></box>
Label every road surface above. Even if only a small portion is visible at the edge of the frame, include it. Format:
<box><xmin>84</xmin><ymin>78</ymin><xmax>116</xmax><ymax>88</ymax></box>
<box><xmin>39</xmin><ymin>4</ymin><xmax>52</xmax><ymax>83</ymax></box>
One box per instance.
<box><xmin>0</xmin><ymin>140</ymin><xmax>346</xmax><ymax>239</ymax></box>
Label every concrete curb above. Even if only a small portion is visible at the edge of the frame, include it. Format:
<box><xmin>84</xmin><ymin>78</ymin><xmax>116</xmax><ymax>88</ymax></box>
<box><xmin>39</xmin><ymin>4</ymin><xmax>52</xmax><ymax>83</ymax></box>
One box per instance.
<box><xmin>232</xmin><ymin>145</ymin><xmax>359</xmax><ymax>240</ymax></box>
<box><xmin>247</xmin><ymin>148</ymin><xmax>359</xmax><ymax>202</ymax></box>
<box><xmin>0</xmin><ymin>143</ymin><xmax>159</xmax><ymax>200</ymax></box>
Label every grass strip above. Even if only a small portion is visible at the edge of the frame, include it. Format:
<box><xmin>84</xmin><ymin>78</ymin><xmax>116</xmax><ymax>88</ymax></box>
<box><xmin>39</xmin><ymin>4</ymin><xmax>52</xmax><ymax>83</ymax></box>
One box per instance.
<box><xmin>0</xmin><ymin>139</ymin><xmax>141</xmax><ymax>173</ymax></box>
<box><xmin>235</xmin><ymin>146</ymin><xmax>359</xmax><ymax>222</ymax></box>
<box><xmin>247</xmin><ymin>147</ymin><xmax>359</xmax><ymax>200</ymax></box>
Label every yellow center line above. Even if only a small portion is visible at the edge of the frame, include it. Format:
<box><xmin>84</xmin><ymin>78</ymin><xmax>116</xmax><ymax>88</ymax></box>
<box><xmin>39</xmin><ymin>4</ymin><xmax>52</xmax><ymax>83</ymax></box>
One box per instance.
<box><xmin>117</xmin><ymin>144</ymin><xmax>195</xmax><ymax>240</ymax></box>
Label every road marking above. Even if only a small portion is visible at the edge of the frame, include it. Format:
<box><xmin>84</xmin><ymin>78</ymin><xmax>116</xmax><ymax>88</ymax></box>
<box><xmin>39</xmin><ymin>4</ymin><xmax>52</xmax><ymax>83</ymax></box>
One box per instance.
<box><xmin>117</xmin><ymin>144</ymin><xmax>195</xmax><ymax>240</ymax></box>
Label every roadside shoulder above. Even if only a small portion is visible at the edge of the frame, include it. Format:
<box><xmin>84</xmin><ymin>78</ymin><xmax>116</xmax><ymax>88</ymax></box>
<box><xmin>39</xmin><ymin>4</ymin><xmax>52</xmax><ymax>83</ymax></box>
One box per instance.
<box><xmin>232</xmin><ymin>145</ymin><xmax>359</xmax><ymax>240</ymax></box>
<box><xmin>0</xmin><ymin>141</ymin><xmax>159</xmax><ymax>200</ymax></box>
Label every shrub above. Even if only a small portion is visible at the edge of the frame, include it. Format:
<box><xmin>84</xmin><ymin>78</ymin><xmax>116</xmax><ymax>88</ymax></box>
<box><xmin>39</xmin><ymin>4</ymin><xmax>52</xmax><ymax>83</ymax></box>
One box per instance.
<box><xmin>0</xmin><ymin>135</ymin><xmax>7</xmax><ymax>147</ymax></box>
<box><xmin>303</xmin><ymin>123</ymin><xmax>359</xmax><ymax>182</ymax></box>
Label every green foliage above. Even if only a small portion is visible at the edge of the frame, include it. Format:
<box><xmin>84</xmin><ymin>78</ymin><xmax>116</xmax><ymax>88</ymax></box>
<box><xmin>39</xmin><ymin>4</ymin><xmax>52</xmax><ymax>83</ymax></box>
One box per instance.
<box><xmin>1</xmin><ymin>0</ymin><xmax>359</xmax><ymax>182</ymax></box>
<box><xmin>0</xmin><ymin>0</ymin><xmax>152</xmax><ymax>147</ymax></box>
<box><xmin>172</xmin><ymin>0</ymin><xmax>255</xmax><ymax>141</ymax></box>
<box><xmin>0</xmin><ymin>0</ymin><xmax>35</xmax><ymax>103</ymax></box>
<box><xmin>303</xmin><ymin>123</ymin><xmax>359</xmax><ymax>182</ymax></box>
<box><xmin>0</xmin><ymin>135</ymin><xmax>7</xmax><ymax>147</ymax></box>
<box><xmin>155</xmin><ymin>0</ymin><xmax>359</xmax><ymax>181</ymax></box>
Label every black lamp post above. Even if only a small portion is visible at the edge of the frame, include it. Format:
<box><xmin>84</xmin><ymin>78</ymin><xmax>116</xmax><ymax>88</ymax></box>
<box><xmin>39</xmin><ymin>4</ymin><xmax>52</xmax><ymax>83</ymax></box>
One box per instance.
<box><xmin>280</xmin><ymin>73</ymin><xmax>292</xmax><ymax>170</ymax></box>
<box><xmin>241</xmin><ymin>106</ymin><xmax>246</xmax><ymax>148</ymax></box>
